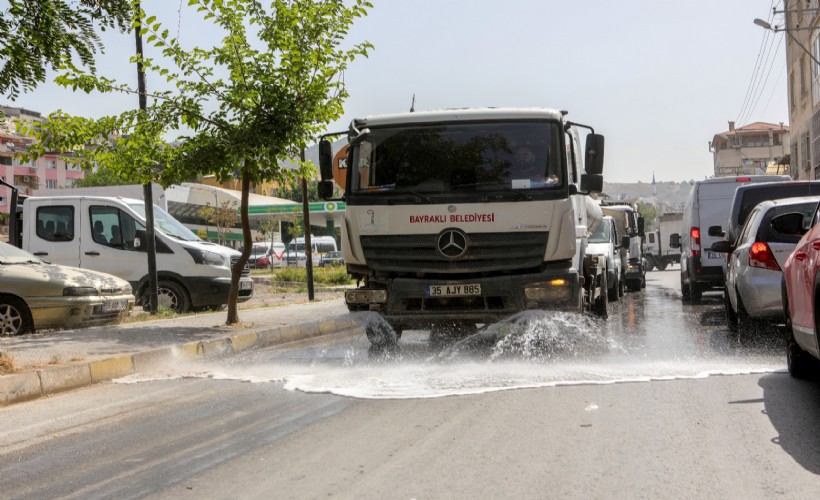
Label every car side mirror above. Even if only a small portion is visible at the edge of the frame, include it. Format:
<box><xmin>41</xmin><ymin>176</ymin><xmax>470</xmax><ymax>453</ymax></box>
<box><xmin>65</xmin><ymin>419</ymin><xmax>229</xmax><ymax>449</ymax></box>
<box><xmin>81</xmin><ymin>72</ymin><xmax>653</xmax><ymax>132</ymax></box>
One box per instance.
<box><xmin>669</xmin><ymin>233</ymin><xmax>681</xmax><ymax>248</ymax></box>
<box><xmin>710</xmin><ymin>240</ymin><xmax>734</xmax><ymax>253</ymax></box>
<box><xmin>708</xmin><ymin>225</ymin><xmax>724</xmax><ymax>237</ymax></box>
<box><xmin>133</xmin><ymin>230</ymin><xmax>147</xmax><ymax>252</ymax></box>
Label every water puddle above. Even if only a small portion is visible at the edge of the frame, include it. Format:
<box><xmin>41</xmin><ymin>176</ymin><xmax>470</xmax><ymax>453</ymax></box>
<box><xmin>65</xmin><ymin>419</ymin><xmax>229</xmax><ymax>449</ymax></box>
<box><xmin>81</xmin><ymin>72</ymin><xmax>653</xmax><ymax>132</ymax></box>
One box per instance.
<box><xmin>115</xmin><ymin>310</ymin><xmax>786</xmax><ymax>399</ymax></box>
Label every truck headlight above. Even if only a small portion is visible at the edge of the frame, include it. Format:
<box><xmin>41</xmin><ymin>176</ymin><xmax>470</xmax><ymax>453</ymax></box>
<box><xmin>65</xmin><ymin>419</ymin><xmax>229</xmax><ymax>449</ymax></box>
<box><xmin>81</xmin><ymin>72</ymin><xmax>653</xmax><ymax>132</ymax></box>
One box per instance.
<box><xmin>184</xmin><ymin>247</ymin><xmax>225</xmax><ymax>266</ymax></box>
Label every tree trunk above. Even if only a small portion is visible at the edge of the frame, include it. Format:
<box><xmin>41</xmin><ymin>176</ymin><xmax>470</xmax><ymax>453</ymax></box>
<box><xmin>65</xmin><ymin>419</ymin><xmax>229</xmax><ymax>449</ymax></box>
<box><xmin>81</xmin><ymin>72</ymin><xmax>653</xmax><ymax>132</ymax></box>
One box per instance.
<box><xmin>226</xmin><ymin>167</ymin><xmax>253</xmax><ymax>325</ymax></box>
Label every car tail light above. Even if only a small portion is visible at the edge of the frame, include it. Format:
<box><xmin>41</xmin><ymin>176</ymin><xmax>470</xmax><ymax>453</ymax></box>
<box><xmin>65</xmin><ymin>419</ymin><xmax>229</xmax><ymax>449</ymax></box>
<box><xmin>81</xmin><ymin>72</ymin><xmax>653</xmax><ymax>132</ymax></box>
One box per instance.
<box><xmin>735</xmin><ymin>177</ymin><xmax>751</xmax><ymax>182</ymax></box>
<box><xmin>690</xmin><ymin>227</ymin><xmax>701</xmax><ymax>257</ymax></box>
<box><xmin>749</xmin><ymin>242</ymin><xmax>780</xmax><ymax>270</ymax></box>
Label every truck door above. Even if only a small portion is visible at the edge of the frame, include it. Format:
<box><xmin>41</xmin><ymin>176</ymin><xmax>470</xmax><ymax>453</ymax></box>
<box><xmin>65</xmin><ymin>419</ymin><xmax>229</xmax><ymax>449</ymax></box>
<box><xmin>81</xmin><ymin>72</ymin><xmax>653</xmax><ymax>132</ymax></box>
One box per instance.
<box><xmin>80</xmin><ymin>200</ymin><xmax>147</xmax><ymax>283</ymax></box>
<box><xmin>25</xmin><ymin>200</ymin><xmax>82</xmax><ymax>267</ymax></box>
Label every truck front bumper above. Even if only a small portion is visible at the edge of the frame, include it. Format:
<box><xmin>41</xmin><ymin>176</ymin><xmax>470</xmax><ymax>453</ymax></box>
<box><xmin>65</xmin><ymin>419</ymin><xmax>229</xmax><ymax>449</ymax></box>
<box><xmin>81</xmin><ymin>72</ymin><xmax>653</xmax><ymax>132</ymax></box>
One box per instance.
<box><xmin>346</xmin><ymin>270</ymin><xmax>582</xmax><ymax>330</ymax></box>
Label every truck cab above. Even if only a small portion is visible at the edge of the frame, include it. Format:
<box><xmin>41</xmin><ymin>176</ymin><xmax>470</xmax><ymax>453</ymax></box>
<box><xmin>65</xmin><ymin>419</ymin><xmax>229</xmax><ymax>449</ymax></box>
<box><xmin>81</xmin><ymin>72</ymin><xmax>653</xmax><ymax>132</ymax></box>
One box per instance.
<box><xmin>317</xmin><ymin>107</ymin><xmax>607</xmax><ymax>345</ymax></box>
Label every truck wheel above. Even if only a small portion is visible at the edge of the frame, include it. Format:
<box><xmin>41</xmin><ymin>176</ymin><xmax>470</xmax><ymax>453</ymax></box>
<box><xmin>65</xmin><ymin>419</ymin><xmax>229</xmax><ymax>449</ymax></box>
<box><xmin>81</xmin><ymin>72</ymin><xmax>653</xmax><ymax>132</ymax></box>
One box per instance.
<box><xmin>657</xmin><ymin>260</ymin><xmax>669</xmax><ymax>271</ymax></box>
<box><xmin>0</xmin><ymin>296</ymin><xmax>34</xmax><ymax>335</ymax></box>
<box><xmin>594</xmin><ymin>273</ymin><xmax>609</xmax><ymax>318</ymax></box>
<box><xmin>155</xmin><ymin>280</ymin><xmax>191</xmax><ymax>314</ymax></box>
<box><xmin>365</xmin><ymin>317</ymin><xmax>399</xmax><ymax>347</ymax></box>
<box><xmin>645</xmin><ymin>255</ymin><xmax>655</xmax><ymax>272</ymax></box>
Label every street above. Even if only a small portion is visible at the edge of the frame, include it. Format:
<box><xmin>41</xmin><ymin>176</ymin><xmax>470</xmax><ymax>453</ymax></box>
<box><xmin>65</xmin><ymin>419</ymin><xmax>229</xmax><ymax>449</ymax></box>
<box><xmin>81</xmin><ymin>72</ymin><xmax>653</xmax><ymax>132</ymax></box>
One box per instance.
<box><xmin>2</xmin><ymin>267</ymin><xmax>820</xmax><ymax>499</ymax></box>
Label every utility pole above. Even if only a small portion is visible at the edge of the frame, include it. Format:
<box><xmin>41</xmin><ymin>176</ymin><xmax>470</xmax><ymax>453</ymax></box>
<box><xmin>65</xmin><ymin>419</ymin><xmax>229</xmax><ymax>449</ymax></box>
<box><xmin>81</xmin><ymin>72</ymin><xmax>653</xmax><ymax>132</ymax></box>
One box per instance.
<box><xmin>134</xmin><ymin>1</ymin><xmax>158</xmax><ymax>313</ymax></box>
<box><xmin>301</xmin><ymin>148</ymin><xmax>315</xmax><ymax>301</ymax></box>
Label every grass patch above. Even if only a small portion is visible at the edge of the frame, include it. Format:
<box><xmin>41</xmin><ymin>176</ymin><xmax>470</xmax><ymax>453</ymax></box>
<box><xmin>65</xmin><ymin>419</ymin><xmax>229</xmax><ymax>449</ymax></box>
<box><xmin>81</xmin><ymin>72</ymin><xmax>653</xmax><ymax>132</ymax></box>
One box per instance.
<box><xmin>272</xmin><ymin>266</ymin><xmax>353</xmax><ymax>286</ymax></box>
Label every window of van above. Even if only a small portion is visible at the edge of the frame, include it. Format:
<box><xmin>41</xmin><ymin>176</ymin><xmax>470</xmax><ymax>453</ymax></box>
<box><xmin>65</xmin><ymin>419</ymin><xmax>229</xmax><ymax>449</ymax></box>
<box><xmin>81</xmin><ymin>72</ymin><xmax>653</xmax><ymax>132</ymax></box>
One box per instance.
<box><xmin>36</xmin><ymin>205</ymin><xmax>74</xmax><ymax>242</ymax></box>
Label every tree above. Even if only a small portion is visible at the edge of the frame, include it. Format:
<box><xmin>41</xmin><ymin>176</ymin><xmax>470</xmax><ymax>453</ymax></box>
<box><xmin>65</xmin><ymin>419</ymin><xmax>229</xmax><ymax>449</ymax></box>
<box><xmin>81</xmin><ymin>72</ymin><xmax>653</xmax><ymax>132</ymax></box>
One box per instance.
<box><xmin>25</xmin><ymin>0</ymin><xmax>373</xmax><ymax>325</ymax></box>
<box><xmin>73</xmin><ymin>166</ymin><xmax>133</xmax><ymax>187</ymax></box>
<box><xmin>0</xmin><ymin>0</ymin><xmax>131</xmax><ymax>99</ymax></box>
<box><xmin>199</xmin><ymin>199</ymin><xmax>238</xmax><ymax>245</ymax></box>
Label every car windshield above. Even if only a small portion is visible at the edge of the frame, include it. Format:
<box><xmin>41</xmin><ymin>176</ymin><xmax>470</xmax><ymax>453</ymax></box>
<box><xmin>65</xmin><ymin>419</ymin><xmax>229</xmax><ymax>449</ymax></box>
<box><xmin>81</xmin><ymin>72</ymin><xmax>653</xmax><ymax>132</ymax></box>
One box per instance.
<box><xmin>0</xmin><ymin>241</ymin><xmax>43</xmax><ymax>264</ymax></box>
<box><xmin>588</xmin><ymin>221</ymin><xmax>611</xmax><ymax>243</ymax></box>
<box><xmin>349</xmin><ymin>121</ymin><xmax>563</xmax><ymax>194</ymax></box>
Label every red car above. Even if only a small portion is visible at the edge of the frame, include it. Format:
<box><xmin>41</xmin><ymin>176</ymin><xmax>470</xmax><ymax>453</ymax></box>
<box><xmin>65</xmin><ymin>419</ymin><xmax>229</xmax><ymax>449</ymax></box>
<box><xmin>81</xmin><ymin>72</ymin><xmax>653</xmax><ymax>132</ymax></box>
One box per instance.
<box><xmin>782</xmin><ymin>202</ymin><xmax>820</xmax><ymax>377</ymax></box>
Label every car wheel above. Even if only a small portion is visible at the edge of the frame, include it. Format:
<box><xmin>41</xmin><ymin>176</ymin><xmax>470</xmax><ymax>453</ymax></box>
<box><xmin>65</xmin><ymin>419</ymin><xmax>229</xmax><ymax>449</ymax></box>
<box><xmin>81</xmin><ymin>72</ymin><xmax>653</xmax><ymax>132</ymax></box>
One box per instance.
<box><xmin>155</xmin><ymin>280</ymin><xmax>192</xmax><ymax>314</ymax></box>
<box><xmin>681</xmin><ymin>274</ymin><xmax>691</xmax><ymax>302</ymax></box>
<box><xmin>0</xmin><ymin>296</ymin><xmax>34</xmax><ymax>335</ymax></box>
<box><xmin>595</xmin><ymin>272</ymin><xmax>609</xmax><ymax>318</ymax></box>
<box><xmin>689</xmin><ymin>281</ymin><xmax>702</xmax><ymax>303</ymax></box>
<box><xmin>786</xmin><ymin>332</ymin><xmax>816</xmax><ymax>378</ymax></box>
<box><xmin>724</xmin><ymin>287</ymin><xmax>739</xmax><ymax>333</ymax></box>
<box><xmin>608</xmin><ymin>271</ymin><xmax>620</xmax><ymax>302</ymax></box>
<box><xmin>618</xmin><ymin>272</ymin><xmax>625</xmax><ymax>297</ymax></box>
<box><xmin>736</xmin><ymin>291</ymin><xmax>755</xmax><ymax>332</ymax></box>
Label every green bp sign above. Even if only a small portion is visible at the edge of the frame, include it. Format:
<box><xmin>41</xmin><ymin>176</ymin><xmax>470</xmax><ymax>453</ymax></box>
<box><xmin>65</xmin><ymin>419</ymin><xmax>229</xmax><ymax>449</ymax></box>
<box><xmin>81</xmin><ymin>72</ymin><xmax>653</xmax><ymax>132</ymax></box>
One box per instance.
<box><xmin>248</xmin><ymin>201</ymin><xmax>346</xmax><ymax>215</ymax></box>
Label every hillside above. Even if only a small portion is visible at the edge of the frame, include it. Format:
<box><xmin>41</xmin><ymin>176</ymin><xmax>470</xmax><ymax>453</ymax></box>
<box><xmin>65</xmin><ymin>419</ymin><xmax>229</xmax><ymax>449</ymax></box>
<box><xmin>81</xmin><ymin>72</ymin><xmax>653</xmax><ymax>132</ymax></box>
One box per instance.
<box><xmin>602</xmin><ymin>181</ymin><xmax>693</xmax><ymax>213</ymax></box>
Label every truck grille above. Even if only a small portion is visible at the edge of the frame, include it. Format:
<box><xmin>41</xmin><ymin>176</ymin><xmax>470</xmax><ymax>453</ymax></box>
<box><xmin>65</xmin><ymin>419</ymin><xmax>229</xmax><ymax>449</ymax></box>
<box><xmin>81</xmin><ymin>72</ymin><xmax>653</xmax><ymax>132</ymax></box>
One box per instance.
<box><xmin>360</xmin><ymin>232</ymin><xmax>548</xmax><ymax>275</ymax></box>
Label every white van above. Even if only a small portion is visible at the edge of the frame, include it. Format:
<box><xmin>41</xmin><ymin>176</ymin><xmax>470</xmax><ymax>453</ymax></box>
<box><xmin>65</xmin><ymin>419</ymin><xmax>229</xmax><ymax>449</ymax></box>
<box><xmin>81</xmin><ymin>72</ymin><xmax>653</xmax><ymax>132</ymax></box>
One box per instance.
<box><xmin>673</xmin><ymin>175</ymin><xmax>790</xmax><ymax>302</ymax></box>
<box><xmin>22</xmin><ymin>196</ymin><xmax>254</xmax><ymax>312</ymax></box>
<box><xmin>285</xmin><ymin>236</ymin><xmax>338</xmax><ymax>267</ymax></box>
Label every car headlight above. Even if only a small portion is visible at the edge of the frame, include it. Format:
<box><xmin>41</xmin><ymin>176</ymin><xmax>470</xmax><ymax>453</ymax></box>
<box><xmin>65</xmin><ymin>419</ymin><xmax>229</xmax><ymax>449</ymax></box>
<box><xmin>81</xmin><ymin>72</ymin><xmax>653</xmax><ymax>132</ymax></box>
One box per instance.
<box><xmin>64</xmin><ymin>286</ymin><xmax>98</xmax><ymax>296</ymax></box>
<box><xmin>184</xmin><ymin>247</ymin><xmax>226</xmax><ymax>265</ymax></box>
<box><xmin>123</xmin><ymin>284</ymin><xmax>133</xmax><ymax>295</ymax></box>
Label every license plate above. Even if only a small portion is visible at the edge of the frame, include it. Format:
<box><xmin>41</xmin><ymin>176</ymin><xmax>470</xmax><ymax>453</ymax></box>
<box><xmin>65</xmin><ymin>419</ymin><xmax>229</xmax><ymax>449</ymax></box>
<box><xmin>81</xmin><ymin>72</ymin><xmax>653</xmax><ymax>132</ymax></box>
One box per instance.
<box><xmin>101</xmin><ymin>299</ymin><xmax>127</xmax><ymax>312</ymax></box>
<box><xmin>706</xmin><ymin>251</ymin><xmax>724</xmax><ymax>259</ymax></box>
<box><xmin>425</xmin><ymin>283</ymin><xmax>481</xmax><ymax>297</ymax></box>
<box><xmin>240</xmin><ymin>280</ymin><xmax>253</xmax><ymax>290</ymax></box>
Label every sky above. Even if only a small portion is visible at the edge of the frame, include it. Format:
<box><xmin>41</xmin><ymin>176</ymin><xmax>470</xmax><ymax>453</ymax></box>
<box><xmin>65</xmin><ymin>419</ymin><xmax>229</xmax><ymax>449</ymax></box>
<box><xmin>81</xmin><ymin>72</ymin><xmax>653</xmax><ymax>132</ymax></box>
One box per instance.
<box><xmin>5</xmin><ymin>0</ymin><xmax>790</xmax><ymax>184</ymax></box>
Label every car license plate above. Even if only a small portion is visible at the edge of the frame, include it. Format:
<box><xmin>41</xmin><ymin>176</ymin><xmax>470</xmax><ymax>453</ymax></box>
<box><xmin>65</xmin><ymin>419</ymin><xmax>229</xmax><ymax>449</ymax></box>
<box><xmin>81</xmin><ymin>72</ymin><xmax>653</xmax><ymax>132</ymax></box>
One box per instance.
<box><xmin>425</xmin><ymin>283</ymin><xmax>481</xmax><ymax>297</ymax></box>
<box><xmin>706</xmin><ymin>251</ymin><xmax>724</xmax><ymax>259</ymax></box>
<box><xmin>101</xmin><ymin>299</ymin><xmax>127</xmax><ymax>312</ymax></box>
<box><xmin>240</xmin><ymin>280</ymin><xmax>253</xmax><ymax>290</ymax></box>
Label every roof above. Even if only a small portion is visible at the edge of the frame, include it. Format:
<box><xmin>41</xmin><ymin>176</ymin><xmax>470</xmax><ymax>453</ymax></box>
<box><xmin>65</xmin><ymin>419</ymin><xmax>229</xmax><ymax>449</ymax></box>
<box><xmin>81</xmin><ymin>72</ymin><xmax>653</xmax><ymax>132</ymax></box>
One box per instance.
<box><xmin>356</xmin><ymin>107</ymin><xmax>565</xmax><ymax>127</ymax></box>
<box><xmin>714</xmin><ymin>121</ymin><xmax>789</xmax><ymax>138</ymax></box>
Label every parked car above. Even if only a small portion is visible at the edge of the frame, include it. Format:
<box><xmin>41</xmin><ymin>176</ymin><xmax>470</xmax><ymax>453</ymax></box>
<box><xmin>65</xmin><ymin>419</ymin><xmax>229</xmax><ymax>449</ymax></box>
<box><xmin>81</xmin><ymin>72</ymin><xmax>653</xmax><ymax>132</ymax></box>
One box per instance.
<box><xmin>319</xmin><ymin>251</ymin><xmax>345</xmax><ymax>267</ymax></box>
<box><xmin>713</xmin><ymin>197</ymin><xmax>818</xmax><ymax>334</ymax></box>
<box><xmin>782</xmin><ymin>198</ymin><xmax>820</xmax><ymax>377</ymax></box>
<box><xmin>0</xmin><ymin>241</ymin><xmax>135</xmax><ymax>335</ymax></box>
<box><xmin>248</xmin><ymin>243</ymin><xmax>273</xmax><ymax>269</ymax></box>
<box><xmin>586</xmin><ymin>216</ymin><xmax>624</xmax><ymax>302</ymax></box>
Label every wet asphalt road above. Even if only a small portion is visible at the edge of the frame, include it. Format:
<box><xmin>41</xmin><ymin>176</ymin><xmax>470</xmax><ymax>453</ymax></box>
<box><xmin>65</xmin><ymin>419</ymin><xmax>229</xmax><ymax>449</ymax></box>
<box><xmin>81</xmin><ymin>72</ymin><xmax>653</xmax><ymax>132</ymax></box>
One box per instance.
<box><xmin>4</xmin><ymin>266</ymin><xmax>819</xmax><ymax>499</ymax></box>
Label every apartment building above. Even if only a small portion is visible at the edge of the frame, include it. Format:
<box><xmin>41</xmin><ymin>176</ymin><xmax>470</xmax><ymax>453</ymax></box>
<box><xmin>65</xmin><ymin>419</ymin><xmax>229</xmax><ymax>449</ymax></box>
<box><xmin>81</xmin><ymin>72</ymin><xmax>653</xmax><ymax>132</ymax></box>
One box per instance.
<box><xmin>782</xmin><ymin>0</ymin><xmax>820</xmax><ymax>180</ymax></box>
<box><xmin>0</xmin><ymin>106</ymin><xmax>85</xmax><ymax>221</ymax></box>
<box><xmin>710</xmin><ymin>121</ymin><xmax>790</xmax><ymax>177</ymax></box>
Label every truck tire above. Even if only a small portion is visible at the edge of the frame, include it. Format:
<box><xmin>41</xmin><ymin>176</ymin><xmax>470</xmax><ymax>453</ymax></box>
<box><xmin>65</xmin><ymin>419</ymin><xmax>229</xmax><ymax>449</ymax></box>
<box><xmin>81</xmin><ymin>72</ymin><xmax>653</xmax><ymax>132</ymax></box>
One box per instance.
<box><xmin>155</xmin><ymin>280</ymin><xmax>192</xmax><ymax>314</ymax></box>
<box><xmin>594</xmin><ymin>272</ymin><xmax>609</xmax><ymax>318</ymax></box>
<box><xmin>365</xmin><ymin>316</ymin><xmax>399</xmax><ymax>347</ymax></box>
<box><xmin>0</xmin><ymin>296</ymin><xmax>34</xmax><ymax>335</ymax></box>
<box><xmin>645</xmin><ymin>255</ymin><xmax>656</xmax><ymax>272</ymax></box>
<box><xmin>657</xmin><ymin>260</ymin><xmax>669</xmax><ymax>271</ymax></box>
<box><xmin>680</xmin><ymin>274</ymin><xmax>690</xmax><ymax>302</ymax></box>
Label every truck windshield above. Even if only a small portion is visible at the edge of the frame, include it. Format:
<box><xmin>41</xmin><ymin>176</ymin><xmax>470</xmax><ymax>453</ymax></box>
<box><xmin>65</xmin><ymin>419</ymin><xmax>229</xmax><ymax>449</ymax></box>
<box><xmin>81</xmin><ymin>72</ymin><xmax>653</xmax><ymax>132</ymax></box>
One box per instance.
<box><xmin>128</xmin><ymin>202</ymin><xmax>201</xmax><ymax>241</ymax></box>
<box><xmin>348</xmin><ymin>121</ymin><xmax>563</xmax><ymax>194</ymax></box>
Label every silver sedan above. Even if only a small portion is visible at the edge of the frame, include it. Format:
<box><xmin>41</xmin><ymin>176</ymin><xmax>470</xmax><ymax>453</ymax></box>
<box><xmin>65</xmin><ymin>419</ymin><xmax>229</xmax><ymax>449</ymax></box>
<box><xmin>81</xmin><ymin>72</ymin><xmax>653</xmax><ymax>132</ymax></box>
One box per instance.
<box><xmin>719</xmin><ymin>196</ymin><xmax>819</xmax><ymax>334</ymax></box>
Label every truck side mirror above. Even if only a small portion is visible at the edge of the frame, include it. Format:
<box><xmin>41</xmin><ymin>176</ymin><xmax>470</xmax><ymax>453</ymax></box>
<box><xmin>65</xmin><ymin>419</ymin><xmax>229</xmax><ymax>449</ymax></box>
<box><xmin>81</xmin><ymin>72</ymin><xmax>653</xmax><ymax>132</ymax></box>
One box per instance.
<box><xmin>317</xmin><ymin>180</ymin><xmax>335</xmax><ymax>200</ymax></box>
<box><xmin>637</xmin><ymin>216</ymin><xmax>645</xmax><ymax>237</ymax></box>
<box><xmin>707</xmin><ymin>225</ymin><xmax>724</xmax><ymax>237</ymax></box>
<box><xmin>584</xmin><ymin>134</ymin><xmax>605</xmax><ymax>175</ymax></box>
<box><xmin>621</xmin><ymin>236</ymin><xmax>630</xmax><ymax>249</ymax></box>
<box><xmin>318</xmin><ymin>138</ymin><xmax>334</xmax><ymax>181</ymax></box>
<box><xmin>669</xmin><ymin>233</ymin><xmax>681</xmax><ymax>248</ymax></box>
<box><xmin>580</xmin><ymin>173</ymin><xmax>603</xmax><ymax>194</ymax></box>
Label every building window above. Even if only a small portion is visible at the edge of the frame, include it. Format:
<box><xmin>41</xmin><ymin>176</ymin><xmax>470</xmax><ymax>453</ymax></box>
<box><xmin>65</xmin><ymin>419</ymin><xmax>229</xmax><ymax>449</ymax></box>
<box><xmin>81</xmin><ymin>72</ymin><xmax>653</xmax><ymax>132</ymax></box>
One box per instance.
<box><xmin>46</xmin><ymin>179</ymin><xmax>57</xmax><ymax>189</ymax></box>
<box><xmin>802</xmin><ymin>56</ymin><xmax>808</xmax><ymax>97</ymax></box>
<box><xmin>791</xmin><ymin>70</ymin><xmax>797</xmax><ymax>109</ymax></box>
<box><xmin>46</xmin><ymin>159</ymin><xmax>56</xmax><ymax>169</ymax></box>
<box><xmin>803</xmin><ymin>132</ymin><xmax>811</xmax><ymax>171</ymax></box>
<box><xmin>814</xmin><ymin>33</ymin><xmax>820</xmax><ymax>106</ymax></box>
<box><xmin>0</xmin><ymin>196</ymin><xmax>5</xmax><ymax>205</ymax></box>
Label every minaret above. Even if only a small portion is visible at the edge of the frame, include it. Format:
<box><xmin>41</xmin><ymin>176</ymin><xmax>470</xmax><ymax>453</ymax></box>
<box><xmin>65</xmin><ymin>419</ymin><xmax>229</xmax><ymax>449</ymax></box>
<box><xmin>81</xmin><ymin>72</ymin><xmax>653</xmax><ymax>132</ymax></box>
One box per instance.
<box><xmin>652</xmin><ymin>172</ymin><xmax>657</xmax><ymax>196</ymax></box>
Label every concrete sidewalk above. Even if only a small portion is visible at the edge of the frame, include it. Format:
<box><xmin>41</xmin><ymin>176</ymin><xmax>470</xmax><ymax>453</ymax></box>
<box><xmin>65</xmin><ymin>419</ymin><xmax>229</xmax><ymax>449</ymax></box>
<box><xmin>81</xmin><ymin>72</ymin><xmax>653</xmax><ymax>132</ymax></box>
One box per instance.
<box><xmin>0</xmin><ymin>299</ymin><xmax>362</xmax><ymax>406</ymax></box>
